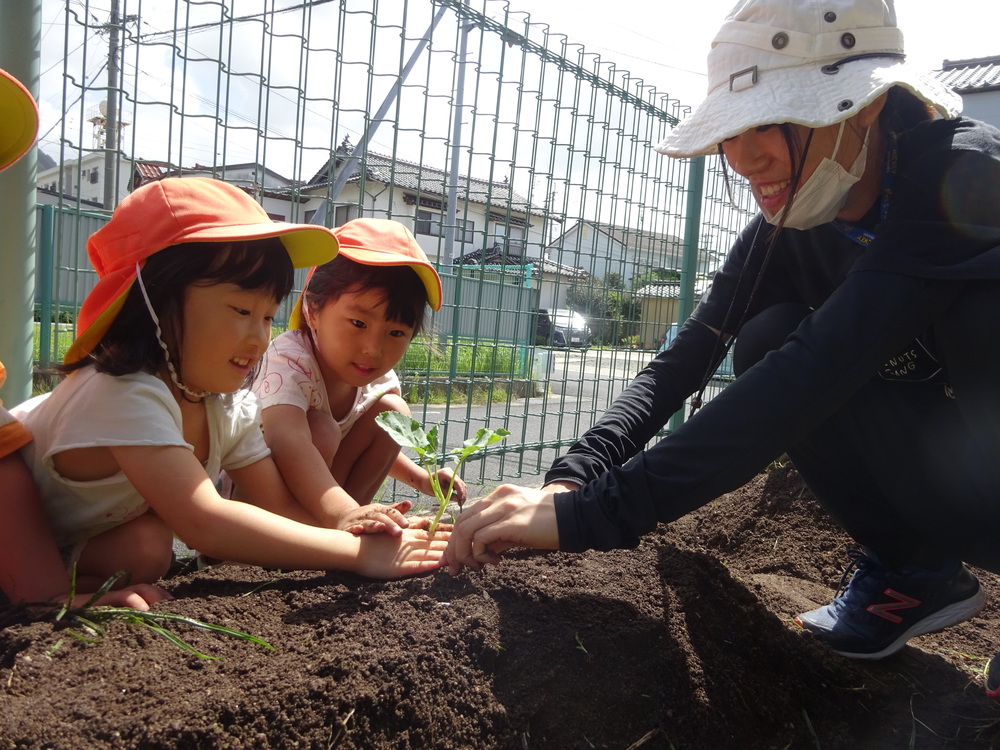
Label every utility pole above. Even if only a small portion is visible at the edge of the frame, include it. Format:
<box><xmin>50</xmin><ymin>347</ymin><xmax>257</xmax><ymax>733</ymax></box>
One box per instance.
<box><xmin>103</xmin><ymin>0</ymin><xmax>122</xmax><ymax>209</ymax></box>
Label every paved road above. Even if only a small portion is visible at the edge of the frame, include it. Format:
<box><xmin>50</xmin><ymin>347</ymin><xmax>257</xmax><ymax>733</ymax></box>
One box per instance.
<box><xmin>394</xmin><ymin>346</ymin><xmax>658</xmax><ymax>509</ymax></box>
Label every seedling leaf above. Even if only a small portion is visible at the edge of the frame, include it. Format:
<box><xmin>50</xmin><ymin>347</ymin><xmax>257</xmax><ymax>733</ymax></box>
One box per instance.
<box><xmin>375</xmin><ymin>416</ymin><xmax>509</xmax><ymax>533</ymax></box>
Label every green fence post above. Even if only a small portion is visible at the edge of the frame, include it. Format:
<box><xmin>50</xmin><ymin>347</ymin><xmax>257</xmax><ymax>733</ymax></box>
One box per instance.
<box><xmin>36</xmin><ymin>204</ymin><xmax>55</xmax><ymax>369</ymax></box>
<box><xmin>669</xmin><ymin>156</ymin><xmax>706</xmax><ymax>433</ymax></box>
<box><xmin>0</xmin><ymin>0</ymin><xmax>41</xmax><ymax>403</ymax></box>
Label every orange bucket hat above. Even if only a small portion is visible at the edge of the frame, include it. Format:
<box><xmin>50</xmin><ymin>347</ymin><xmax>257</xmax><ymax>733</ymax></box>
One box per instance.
<box><xmin>0</xmin><ymin>67</ymin><xmax>39</xmax><ymax>171</ymax></box>
<box><xmin>289</xmin><ymin>218</ymin><xmax>442</xmax><ymax>329</ymax></box>
<box><xmin>65</xmin><ymin>177</ymin><xmax>339</xmax><ymax>364</ymax></box>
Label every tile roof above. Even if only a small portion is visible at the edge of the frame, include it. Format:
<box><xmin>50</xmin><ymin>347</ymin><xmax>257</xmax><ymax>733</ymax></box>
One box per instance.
<box><xmin>456</xmin><ymin>244</ymin><xmax>589</xmax><ymax>279</ymax></box>
<box><xmin>636</xmin><ymin>278</ymin><xmax>712</xmax><ymax>298</ymax></box>
<box><xmin>307</xmin><ymin>147</ymin><xmax>541</xmax><ymax>215</ymax></box>
<box><xmin>934</xmin><ymin>56</ymin><xmax>1000</xmax><ymax>93</ymax></box>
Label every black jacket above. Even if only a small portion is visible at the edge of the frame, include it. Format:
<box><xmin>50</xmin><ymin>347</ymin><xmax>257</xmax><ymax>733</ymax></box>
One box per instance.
<box><xmin>546</xmin><ymin>117</ymin><xmax>1000</xmax><ymax>552</ymax></box>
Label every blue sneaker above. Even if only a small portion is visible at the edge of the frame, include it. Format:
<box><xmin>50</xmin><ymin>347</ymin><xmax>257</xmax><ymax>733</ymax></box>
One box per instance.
<box><xmin>795</xmin><ymin>550</ymin><xmax>985</xmax><ymax>660</ymax></box>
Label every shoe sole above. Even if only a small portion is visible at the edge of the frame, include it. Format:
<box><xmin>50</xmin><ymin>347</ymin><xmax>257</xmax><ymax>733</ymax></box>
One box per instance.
<box><xmin>832</xmin><ymin>585</ymin><xmax>986</xmax><ymax>661</ymax></box>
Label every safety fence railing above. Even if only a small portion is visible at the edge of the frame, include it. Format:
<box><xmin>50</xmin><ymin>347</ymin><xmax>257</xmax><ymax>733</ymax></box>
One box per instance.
<box><xmin>25</xmin><ymin>0</ymin><xmax>756</xmax><ymax>499</ymax></box>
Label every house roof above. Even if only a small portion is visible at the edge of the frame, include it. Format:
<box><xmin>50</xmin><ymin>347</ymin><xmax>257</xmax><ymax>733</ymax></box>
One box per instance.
<box><xmin>548</xmin><ymin>220</ymin><xmax>686</xmax><ymax>268</ymax></box>
<box><xmin>934</xmin><ymin>56</ymin><xmax>1000</xmax><ymax>93</ymax></box>
<box><xmin>307</xmin><ymin>142</ymin><xmax>542</xmax><ymax>216</ymax></box>
<box><xmin>636</xmin><ymin>280</ymin><xmax>682</xmax><ymax>299</ymax></box>
<box><xmin>457</xmin><ymin>244</ymin><xmax>589</xmax><ymax>279</ymax></box>
<box><xmin>636</xmin><ymin>279</ymin><xmax>711</xmax><ymax>299</ymax></box>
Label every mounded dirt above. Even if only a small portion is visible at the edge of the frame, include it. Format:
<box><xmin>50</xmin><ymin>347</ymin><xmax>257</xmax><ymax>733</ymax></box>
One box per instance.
<box><xmin>2</xmin><ymin>464</ymin><xmax>999</xmax><ymax>749</ymax></box>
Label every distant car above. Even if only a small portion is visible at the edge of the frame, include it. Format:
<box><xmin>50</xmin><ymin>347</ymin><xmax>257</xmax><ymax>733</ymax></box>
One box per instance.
<box><xmin>536</xmin><ymin>308</ymin><xmax>592</xmax><ymax>348</ymax></box>
<box><xmin>657</xmin><ymin>323</ymin><xmax>735</xmax><ymax>379</ymax></box>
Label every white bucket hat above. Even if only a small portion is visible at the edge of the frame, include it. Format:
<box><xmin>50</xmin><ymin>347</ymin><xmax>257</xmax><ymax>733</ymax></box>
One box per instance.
<box><xmin>655</xmin><ymin>0</ymin><xmax>962</xmax><ymax>158</ymax></box>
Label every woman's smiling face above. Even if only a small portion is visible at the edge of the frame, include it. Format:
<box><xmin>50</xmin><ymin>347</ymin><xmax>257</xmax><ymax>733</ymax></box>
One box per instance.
<box><xmin>719</xmin><ymin>94</ymin><xmax>888</xmax><ymax>224</ymax></box>
<box><xmin>720</xmin><ymin>121</ymin><xmax>849</xmax><ymax>217</ymax></box>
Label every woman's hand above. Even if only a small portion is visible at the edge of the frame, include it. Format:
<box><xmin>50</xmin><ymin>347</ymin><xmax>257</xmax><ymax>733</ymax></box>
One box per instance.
<box><xmin>353</xmin><ymin>527</ymin><xmax>451</xmax><ymax>579</ymax></box>
<box><xmin>445</xmin><ymin>484</ymin><xmax>560</xmax><ymax>574</ymax></box>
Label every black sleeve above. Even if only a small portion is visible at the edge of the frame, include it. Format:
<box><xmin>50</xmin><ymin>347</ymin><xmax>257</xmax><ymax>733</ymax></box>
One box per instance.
<box><xmin>543</xmin><ymin>214</ymin><xmax>785</xmax><ymax>489</ymax></box>
<box><xmin>553</xmin><ymin>270</ymin><xmax>963</xmax><ymax>552</ymax></box>
<box><xmin>542</xmin><ymin>317</ymin><xmax>729</xmax><ymax>488</ymax></box>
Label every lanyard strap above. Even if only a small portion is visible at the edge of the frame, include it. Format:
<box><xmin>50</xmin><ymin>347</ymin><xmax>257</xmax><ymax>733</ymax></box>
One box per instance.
<box><xmin>830</xmin><ymin>133</ymin><xmax>897</xmax><ymax>248</ymax></box>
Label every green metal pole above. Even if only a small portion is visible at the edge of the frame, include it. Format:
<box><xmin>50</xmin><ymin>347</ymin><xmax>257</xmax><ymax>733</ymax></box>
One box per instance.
<box><xmin>37</xmin><ymin>205</ymin><xmax>55</xmax><ymax>369</ymax></box>
<box><xmin>669</xmin><ymin>156</ymin><xmax>705</xmax><ymax>432</ymax></box>
<box><xmin>0</xmin><ymin>0</ymin><xmax>41</xmax><ymax>404</ymax></box>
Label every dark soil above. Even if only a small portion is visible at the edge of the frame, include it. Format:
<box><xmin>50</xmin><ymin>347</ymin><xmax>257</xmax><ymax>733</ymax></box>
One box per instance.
<box><xmin>2</xmin><ymin>464</ymin><xmax>1000</xmax><ymax>749</ymax></box>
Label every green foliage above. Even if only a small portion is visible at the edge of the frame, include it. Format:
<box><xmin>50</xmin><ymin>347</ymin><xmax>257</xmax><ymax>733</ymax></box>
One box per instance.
<box><xmin>375</xmin><ymin>411</ymin><xmax>509</xmax><ymax>533</ymax></box>
<box><xmin>44</xmin><ymin>570</ymin><xmax>273</xmax><ymax>660</ymax></box>
<box><xmin>565</xmin><ymin>274</ymin><xmax>643</xmax><ymax>346</ymax></box>
<box><xmin>630</xmin><ymin>267</ymin><xmax>681</xmax><ymax>290</ymax></box>
<box><xmin>403</xmin><ymin>337</ymin><xmax>516</xmax><ymax>378</ymax></box>
<box><xmin>33</xmin><ymin>305</ymin><xmax>75</xmax><ymax>324</ymax></box>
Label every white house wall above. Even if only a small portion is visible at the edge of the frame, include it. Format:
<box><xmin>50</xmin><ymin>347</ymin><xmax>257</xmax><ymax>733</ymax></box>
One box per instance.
<box><xmin>298</xmin><ymin>182</ymin><xmax>544</xmax><ymax>271</ymax></box>
<box><xmin>960</xmin><ymin>91</ymin><xmax>1000</xmax><ymax>130</ymax></box>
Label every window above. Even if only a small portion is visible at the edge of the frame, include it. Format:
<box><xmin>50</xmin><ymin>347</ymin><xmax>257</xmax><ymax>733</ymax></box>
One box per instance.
<box><xmin>334</xmin><ymin>205</ymin><xmax>358</xmax><ymax>226</ymax></box>
<box><xmin>89</xmin><ymin>168</ymin><xmax>99</xmax><ymax>184</ymax></box>
<box><xmin>493</xmin><ymin>221</ymin><xmax>525</xmax><ymax>250</ymax></box>
<box><xmin>416</xmin><ymin>209</ymin><xmax>474</xmax><ymax>244</ymax></box>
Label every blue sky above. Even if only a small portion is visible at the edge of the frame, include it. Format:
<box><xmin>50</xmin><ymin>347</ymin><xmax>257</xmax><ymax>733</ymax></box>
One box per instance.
<box><xmin>527</xmin><ymin>0</ymin><xmax>1000</xmax><ymax>109</ymax></box>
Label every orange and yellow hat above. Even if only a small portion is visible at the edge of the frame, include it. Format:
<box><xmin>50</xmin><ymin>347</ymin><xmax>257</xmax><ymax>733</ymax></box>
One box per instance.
<box><xmin>0</xmin><ymin>67</ymin><xmax>39</xmax><ymax>171</ymax></box>
<box><xmin>289</xmin><ymin>218</ymin><xmax>442</xmax><ymax>329</ymax></box>
<box><xmin>64</xmin><ymin>177</ymin><xmax>339</xmax><ymax>364</ymax></box>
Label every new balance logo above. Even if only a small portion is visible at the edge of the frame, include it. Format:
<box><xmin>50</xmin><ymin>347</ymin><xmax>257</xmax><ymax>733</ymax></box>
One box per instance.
<box><xmin>866</xmin><ymin>588</ymin><xmax>920</xmax><ymax>623</ymax></box>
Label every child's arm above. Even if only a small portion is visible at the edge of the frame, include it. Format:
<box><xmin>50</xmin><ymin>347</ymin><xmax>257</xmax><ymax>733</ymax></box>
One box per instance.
<box><xmin>0</xmin><ymin>452</ymin><xmax>170</xmax><ymax>609</ymax></box>
<box><xmin>389</xmin><ymin>453</ymin><xmax>469</xmax><ymax>507</ymax></box>
<box><xmin>261</xmin><ymin>404</ymin><xmax>410</xmax><ymax>535</ymax></box>
<box><xmin>113</xmin><ymin>444</ymin><xmax>446</xmax><ymax>577</ymax></box>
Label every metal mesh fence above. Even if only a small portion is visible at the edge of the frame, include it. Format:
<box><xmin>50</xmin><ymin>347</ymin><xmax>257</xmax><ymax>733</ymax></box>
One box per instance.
<box><xmin>32</xmin><ymin>0</ymin><xmax>755</xmax><ymax>501</ymax></box>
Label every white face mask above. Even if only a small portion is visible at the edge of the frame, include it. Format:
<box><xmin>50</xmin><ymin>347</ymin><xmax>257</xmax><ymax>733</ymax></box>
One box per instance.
<box><xmin>764</xmin><ymin>122</ymin><xmax>870</xmax><ymax>231</ymax></box>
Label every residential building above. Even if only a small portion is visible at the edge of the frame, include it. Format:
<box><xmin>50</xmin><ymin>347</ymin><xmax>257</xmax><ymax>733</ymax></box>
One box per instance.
<box><xmin>303</xmin><ymin>138</ymin><xmax>547</xmax><ymax>267</ymax></box>
<box><xmin>545</xmin><ymin>220</ymin><xmax>686</xmax><ymax>286</ymax></box>
<box><xmin>934</xmin><ymin>56</ymin><xmax>1000</xmax><ymax>128</ymax></box>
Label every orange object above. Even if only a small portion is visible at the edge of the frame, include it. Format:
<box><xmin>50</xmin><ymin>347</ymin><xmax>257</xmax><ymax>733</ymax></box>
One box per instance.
<box><xmin>290</xmin><ymin>218</ymin><xmax>442</xmax><ymax>329</ymax></box>
<box><xmin>0</xmin><ymin>67</ymin><xmax>39</xmax><ymax>171</ymax></box>
<box><xmin>65</xmin><ymin>177</ymin><xmax>339</xmax><ymax>364</ymax></box>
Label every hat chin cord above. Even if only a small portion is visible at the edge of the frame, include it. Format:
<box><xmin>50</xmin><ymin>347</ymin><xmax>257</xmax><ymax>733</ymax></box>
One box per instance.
<box><xmin>134</xmin><ymin>263</ymin><xmax>214</xmax><ymax>401</ymax></box>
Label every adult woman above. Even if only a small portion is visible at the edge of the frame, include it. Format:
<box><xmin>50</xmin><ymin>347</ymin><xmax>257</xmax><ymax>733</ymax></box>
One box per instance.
<box><xmin>445</xmin><ymin>0</ymin><xmax>1000</xmax><ymax>685</ymax></box>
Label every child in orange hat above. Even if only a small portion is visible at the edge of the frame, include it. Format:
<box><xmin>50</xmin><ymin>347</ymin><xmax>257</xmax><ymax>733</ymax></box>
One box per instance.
<box><xmin>253</xmin><ymin>218</ymin><xmax>465</xmax><ymax>534</ymax></box>
<box><xmin>12</xmin><ymin>179</ymin><xmax>448</xmax><ymax>599</ymax></box>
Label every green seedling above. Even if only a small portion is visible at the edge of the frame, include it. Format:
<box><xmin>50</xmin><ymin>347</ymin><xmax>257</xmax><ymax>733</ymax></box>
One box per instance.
<box><xmin>38</xmin><ymin>568</ymin><xmax>274</xmax><ymax>660</ymax></box>
<box><xmin>375</xmin><ymin>411</ymin><xmax>510</xmax><ymax>534</ymax></box>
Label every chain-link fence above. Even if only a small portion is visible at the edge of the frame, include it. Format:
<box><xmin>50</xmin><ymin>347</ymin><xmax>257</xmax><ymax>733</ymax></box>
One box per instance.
<box><xmin>28</xmin><ymin>0</ymin><xmax>755</xmax><ymax>500</ymax></box>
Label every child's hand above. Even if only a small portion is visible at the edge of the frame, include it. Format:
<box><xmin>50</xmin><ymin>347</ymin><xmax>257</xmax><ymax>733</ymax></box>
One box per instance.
<box><xmin>354</xmin><ymin>527</ymin><xmax>451</xmax><ymax>579</ymax></box>
<box><xmin>419</xmin><ymin>468</ymin><xmax>468</xmax><ymax>507</ymax></box>
<box><xmin>438</xmin><ymin>468</ymin><xmax>468</xmax><ymax>507</ymax></box>
<box><xmin>340</xmin><ymin>500</ymin><xmax>413</xmax><ymax>537</ymax></box>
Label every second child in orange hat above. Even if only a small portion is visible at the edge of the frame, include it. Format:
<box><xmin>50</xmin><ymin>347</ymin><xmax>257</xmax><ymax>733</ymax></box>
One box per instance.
<box><xmin>13</xmin><ymin>179</ymin><xmax>449</xmax><ymax>596</ymax></box>
<box><xmin>253</xmin><ymin>218</ymin><xmax>465</xmax><ymax>534</ymax></box>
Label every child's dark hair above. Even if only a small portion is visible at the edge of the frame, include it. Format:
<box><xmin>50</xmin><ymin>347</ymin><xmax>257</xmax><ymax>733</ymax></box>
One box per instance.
<box><xmin>300</xmin><ymin>254</ymin><xmax>429</xmax><ymax>334</ymax></box>
<box><xmin>63</xmin><ymin>238</ymin><xmax>293</xmax><ymax>387</ymax></box>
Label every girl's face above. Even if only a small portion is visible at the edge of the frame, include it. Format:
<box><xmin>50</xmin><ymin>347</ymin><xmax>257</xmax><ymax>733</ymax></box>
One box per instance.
<box><xmin>178</xmin><ymin>282</ymin><xmax>278</xmax><ymax>394</ymax></box>
<box><xmin>307</xmin><ymin>287</ymin><xmax>414</xmax><ymax>390</ymax></box>
<box><xmin>720</xmin><ymin>118</ymin><xmax>869</xmax><ymax>218</ymax></box>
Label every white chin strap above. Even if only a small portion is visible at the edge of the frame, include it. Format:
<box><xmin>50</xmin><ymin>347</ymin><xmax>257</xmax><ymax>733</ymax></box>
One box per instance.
<box><xmin>134</xmin><ymin>263</ymin><xmax>213</xmax><ymax>400</ymax></box>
